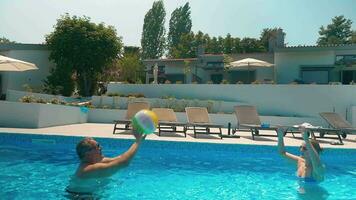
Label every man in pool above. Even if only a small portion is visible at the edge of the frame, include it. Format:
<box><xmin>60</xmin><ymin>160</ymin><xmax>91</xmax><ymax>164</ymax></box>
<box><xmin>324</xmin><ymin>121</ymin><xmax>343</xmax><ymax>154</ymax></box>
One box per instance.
<box><xmin>66</xmin><ymin>130</ymin><xmax>145</xmax><ymax>196</ymax></box>
<box><xmin>277</xmin><ymin>126</ymin><xmax>325</xmax><ymax>182</ymax></box>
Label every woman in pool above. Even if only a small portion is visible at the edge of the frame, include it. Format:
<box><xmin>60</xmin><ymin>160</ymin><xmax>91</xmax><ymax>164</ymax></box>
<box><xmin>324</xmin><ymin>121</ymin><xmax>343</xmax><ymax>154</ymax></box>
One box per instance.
<box><xmin>277</xmin><ymin>127</ymin><xmax>325</xmax><ymax>182</ymax></box>
<box><xmin>66</xmin><ymin>130</ymin><xmax>145</xmax><ymax>197</ymax></box>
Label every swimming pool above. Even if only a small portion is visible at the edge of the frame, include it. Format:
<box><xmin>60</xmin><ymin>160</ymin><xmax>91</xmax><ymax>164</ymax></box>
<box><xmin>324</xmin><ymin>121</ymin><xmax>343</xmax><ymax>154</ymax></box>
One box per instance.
<box><xmin>0</xmin><ymin>133</ymin><xmax>355</xmax><ymax>199</ymax></box>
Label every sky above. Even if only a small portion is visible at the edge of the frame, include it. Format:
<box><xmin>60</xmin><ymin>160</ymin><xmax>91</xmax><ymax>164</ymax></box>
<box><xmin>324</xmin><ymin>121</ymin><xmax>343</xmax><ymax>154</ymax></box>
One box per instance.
<box><xmin>0</xmin><ymin>0</ymin><xmax>355</xmax><ymax>47</ymax></box>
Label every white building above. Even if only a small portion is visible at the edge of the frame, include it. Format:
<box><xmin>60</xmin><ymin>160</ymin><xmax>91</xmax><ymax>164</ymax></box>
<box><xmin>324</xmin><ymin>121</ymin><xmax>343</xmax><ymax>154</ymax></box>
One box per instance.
<box><xmin>275</xmin><ymin>44</ymin><xmax>356</xmax><ymax>84</ymax></box>
<box><xmin>0</xmin><ymin>43</ymin><xmax>55</xmax><ymax>97</ymax></box>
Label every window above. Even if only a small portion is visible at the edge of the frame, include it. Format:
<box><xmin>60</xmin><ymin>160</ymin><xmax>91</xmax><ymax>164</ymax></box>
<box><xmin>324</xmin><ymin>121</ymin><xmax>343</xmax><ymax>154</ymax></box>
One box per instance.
<box><xmin>206</xmin><ymin>62</ymin><xmax>223</xmax><ymax>68</ymax></box>
<box><xmin>335</xmin><ymin>55</ymin><xmax>356</xmax><ymax>66</ymax></box>
<box><xmin>211</xmin><ymin>74</ymin><xmax>223</xmax><ymax>84</ymax></box>
<box><xmin>149</xmin><ymin>65</ymin><xmax>165</xmax><ymax>75</ymax></box>
<box><xmin>301</xmin><ymin>67</ymin><xmax>331</xmax><ymax>84</ymax></box>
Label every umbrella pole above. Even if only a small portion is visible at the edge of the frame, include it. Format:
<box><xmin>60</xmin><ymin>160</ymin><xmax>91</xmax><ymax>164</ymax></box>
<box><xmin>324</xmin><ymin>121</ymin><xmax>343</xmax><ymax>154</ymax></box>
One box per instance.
<box><xmin>248</xmin><ymin>63</ymin><xmax>250</xmax><ymax>84</ymax></box>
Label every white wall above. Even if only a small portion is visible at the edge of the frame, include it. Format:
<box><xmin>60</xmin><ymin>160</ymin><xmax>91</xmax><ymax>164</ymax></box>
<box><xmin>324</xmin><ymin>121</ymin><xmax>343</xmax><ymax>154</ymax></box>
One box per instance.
<box><xmin>6</xmin><ymin>89</ymin><xmax>66</xmax><ymax>102</ymax></box>
<box><xmin>107</xmin><ymin>84</ymin><xmax>356</xmax><ymax>126</ymax></box>
<box><xmin>0</xmin><ymin>101</ymin><xmax>87</xmax><ymax>128</ymax></box>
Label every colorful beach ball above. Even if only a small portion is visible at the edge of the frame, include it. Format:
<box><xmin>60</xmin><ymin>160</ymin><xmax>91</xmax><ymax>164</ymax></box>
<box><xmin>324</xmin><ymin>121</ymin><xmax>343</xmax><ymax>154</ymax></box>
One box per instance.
<box><xmin>132</xmin><ymin>109</ymin><xmax>158</xmax><ymax>135</ymax></box>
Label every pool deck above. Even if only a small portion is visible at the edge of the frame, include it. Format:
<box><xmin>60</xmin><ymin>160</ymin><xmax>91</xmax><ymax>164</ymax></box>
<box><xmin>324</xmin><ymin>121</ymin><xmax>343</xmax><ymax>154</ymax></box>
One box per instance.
<box><xmin>0</xmin><ymin>123</ymin><xmax>355</xmax><ymax>149</ymax></box>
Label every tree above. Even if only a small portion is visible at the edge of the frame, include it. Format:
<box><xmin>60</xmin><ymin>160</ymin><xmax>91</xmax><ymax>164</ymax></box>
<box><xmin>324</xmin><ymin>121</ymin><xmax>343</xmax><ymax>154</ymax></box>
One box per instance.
<box><xmin>223</xmin><ymin>33</ymin><xmax>234</xmax><ymax>54</ymax></box>
<box><xmin>124</xmin><ymin>46</ymin><xmax>140</xmax><ymax>56</ymax></box>
<box><xmin>232</xmin><ymin>37</ymin><xmax>242</xmax><ymax>53</ymax></box>
<box><xmin>240</xmin><ymin>37</ymin><xmax>264</xmax><ymax>53</ymax></box>
<box><xmin>0</xmin><ymin>37</ymin><xmax>15</xmax><ymax>44</ymax></box>
<box><xmin>260</xmin><ymin>28</ymin><xmax>285</xmax><ymax>51</ymax></box>
<box><xmin>45</xmin><ymin>14</ymin><xmax>122</xmax><ymax>96</ymax></box>
<box><xmin>171</xmin><ymin>32</ymin><xmax>195</xmax><ymax>58</ymax></box>
<box><xmin>118</xmin><ymin>54</ymin><xmax>144</xmax><ymax>83</ymax></box>
<box><xmin>43</xmin><ymin>64</ymin><xmax>74</xmax><ymax>96</ymax></box>
<box><xmin>194</xmin><ymin>31</ymin><xmax>206</xmax><ymax>47</ymax></box>
<box><xmin>167</xmin><ymin>2</ymin><xmax>192</xmax><ymax>57</ymax></box>
<box><xmin>351</xmin><ymin>31</ymin><xmax>356</xmax><ymax>44</ymax></box>
<box><xmin>317</xmin><ymin>15</ymin><xmax>353</xmax><ymax>45</ymax></box>
<box><xmin>208</xmin><ymin>37</ymin><xmax>220</xmax><ymax>54</ymax></box>
<box><xmin>141</xmin><ymin>0</ymin><xmax>166</xmax><ymax>59</ymax></box>
<box><xmin>217</xmin><ymin>36</ymin><xmax>224</xmax><ymax>53</ymax></box>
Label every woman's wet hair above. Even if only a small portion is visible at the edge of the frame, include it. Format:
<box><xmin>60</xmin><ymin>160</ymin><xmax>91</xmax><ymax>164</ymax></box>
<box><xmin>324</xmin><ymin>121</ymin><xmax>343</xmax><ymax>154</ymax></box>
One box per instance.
<box><xmin>310</xmin><ymin>139</ymin><xmax>323</xmax><ymax>154</ymax></box>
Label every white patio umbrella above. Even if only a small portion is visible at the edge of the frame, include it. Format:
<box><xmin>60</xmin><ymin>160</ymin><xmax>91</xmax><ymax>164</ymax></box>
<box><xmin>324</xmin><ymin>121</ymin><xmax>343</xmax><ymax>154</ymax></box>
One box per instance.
<box><xmin>0</xmin><ymin>55</ymin><xmax>38</xmax><ymax>71</ymax></box>
<box><xmin>229</xmin><ymin>58</ymin><xmax>274</xmax><ymax>83</ymax></box>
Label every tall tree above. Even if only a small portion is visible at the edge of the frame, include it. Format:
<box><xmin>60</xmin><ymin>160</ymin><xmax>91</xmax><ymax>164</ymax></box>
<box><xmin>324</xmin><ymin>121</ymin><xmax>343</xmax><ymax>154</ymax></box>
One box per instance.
<box><xmin>168</xmin><ymin>2</ymin><xmax>192</xmax><ymax>57</ymax></box>
<box><xmin>317</xmin><ymin>15</ymin><xmax>353</xmax><ymax>45</ymax></box>
<box><xmin>172</xmin><ymin>32</ymin><xmax>195</xmax><ymax>58</ymax></box>
<box><xmin>45</xmin><ymin>14</ymin><xmax>122</xmax><ymax>96</ymax></box>
<box><xmin>141</xmin><ymin>0</ymin><xmax>166</xmax><ymax>59</ymax></box>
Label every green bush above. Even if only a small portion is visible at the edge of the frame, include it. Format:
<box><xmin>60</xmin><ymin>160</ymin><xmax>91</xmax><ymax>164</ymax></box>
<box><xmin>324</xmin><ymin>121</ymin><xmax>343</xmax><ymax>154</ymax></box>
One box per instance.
<box><xmin>36</xmin><ymin>98</ymin><xmax>47</xmax><ymax>104</ymax></box>
<box><xmin>19</xmin><ymin>95</ymin><xmax>36</xmax><ymax>103</ymax></box>
<box><xmin>50</xmin><ymin>98</ymin><xmax>61</xmax><ymax>104</ymax></box>
<box><xmin>127</xmin><ymin>93</ymin><xmax>145</xmax><ymax>98</ymax></box>
<box><xmin>221</xmin><ymin>79</ymin><xmax>229</xmax><ymax>84</ymax></box>
<box><xmin>107</xmin><ymin>92</ymin><xmax>121</xmax><ymax>97</ymax></box>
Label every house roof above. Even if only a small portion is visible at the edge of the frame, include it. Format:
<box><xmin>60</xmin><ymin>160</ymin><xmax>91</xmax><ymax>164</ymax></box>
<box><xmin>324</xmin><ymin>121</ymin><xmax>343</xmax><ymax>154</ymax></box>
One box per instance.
<box><xmin>0</xmin><ymin>43</ymin><xmax>48</xmax><ymax>51</ymax></box>
<box><xmin>275</xmin><ymin>43</ymin><xmax>356</xmax><ymax>52</ymax></box>
<box><xmin>143</xmin><ymin>58</ymin><xmax>198</xmax><ymax>62</ymax></box>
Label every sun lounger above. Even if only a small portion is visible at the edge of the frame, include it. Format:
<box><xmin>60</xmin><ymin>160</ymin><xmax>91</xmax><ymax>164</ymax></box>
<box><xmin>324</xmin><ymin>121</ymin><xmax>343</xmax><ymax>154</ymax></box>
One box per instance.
<box><xmin>234</xmin><ymin>105</ymin><xmax>279</xmax><ymax>140</ymax></box>
<box><xmin>152</xmin><ymin>108</ymin><xmax>187</xmax><ymax>137</ymax></box>
<box><xmin>319</xmin><ymin>112</ymin><xmax>356</xmax><ymax>144</ymax></box>
<box><xmin>112</xmin><ymin>101</ymin><xmax>150</xmax><ymax>134</ymax></box>
<box><xmin>185</xmin><ymin>107</ymin><xmax>223</xmax><ymax>139</ymax></box>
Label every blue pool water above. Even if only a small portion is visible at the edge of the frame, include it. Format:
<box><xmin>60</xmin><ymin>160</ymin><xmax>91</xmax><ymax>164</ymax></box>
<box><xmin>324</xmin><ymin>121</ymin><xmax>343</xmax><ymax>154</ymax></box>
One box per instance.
<box><xmin>0</xmin><ymin>133</ymin><xmax>355</xmax><ymax>200</ymax></box>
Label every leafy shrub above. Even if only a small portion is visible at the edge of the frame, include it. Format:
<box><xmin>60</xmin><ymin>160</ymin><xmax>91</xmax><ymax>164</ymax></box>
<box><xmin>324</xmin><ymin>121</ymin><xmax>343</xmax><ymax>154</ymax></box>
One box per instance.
<box><xmin>101</xmin><ymin>105</ymin><xmax>111</xmax><ymax>109</ymax></box>
<box><xmin>126</xmin><ymin>93</ymin><xmax>145</xmax><ymax>98</ymax></box>
<box><xmin>161</xmin><ymin>95</ymin><xmax>175</xmax><ymax>99</ymax></box>
<box><xmin>164</xmin><ymin>80</ymin><xmax>171</xmax><ymax>84</ymax></box>
<box><xmin>207</xmin><ymin>80</ymin><xmax>213</xmax><ymax>84</ymax></box>
<box><xmin>107</xmin><ymin>92</ymin><xmax>121</xmax><ymax>97</ymax></box>
<box><xmin>22</xmin><ymin>84</ymin><xmax>33</xmax><ymax>93</ymax></box>
<box><xmin>36</xmin><ymin>98</ymin><xmax>47</xmax><ymax>104</ymax></box>
<box><xmin>175</xmin><ymin>81</ymin><xmax>183</xmax><ymax>84</ymax></box>
<box><xmin>221</xmin><ymin>79</ymin><xmax>229</xmax><ymax>84</ymax></box>
<box><xmin>20</xmin><ymin>95</ymin><xmax>36</xmax><ymax>103</ymax></box>
<box><xmin>50</xmin><ymin>98</ymin><xmax>61</xmax><ymax>104</ymax></box>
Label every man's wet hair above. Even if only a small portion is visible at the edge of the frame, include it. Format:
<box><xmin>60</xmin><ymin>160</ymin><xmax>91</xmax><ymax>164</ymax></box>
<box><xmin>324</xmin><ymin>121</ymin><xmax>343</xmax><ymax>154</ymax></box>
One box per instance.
<box><xmin>76</xmin><ymin>137</ymin><xmax>95</xmax><ymax>159</ymax></box>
